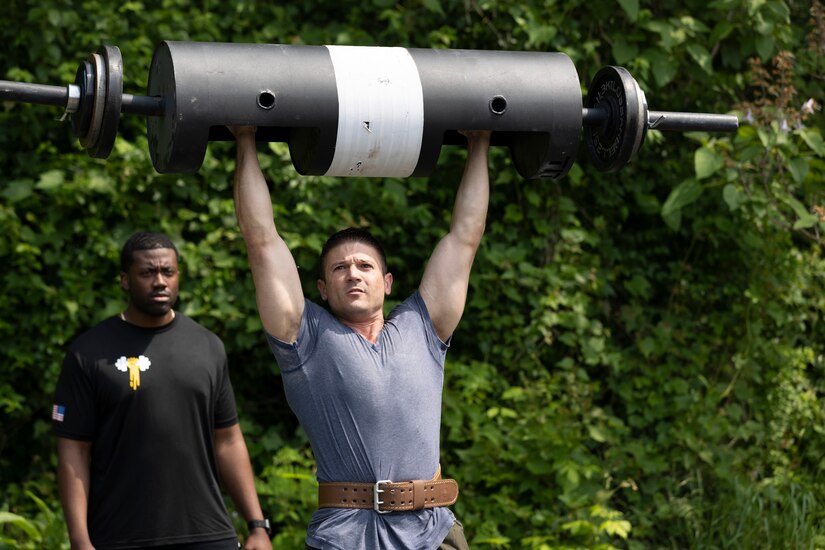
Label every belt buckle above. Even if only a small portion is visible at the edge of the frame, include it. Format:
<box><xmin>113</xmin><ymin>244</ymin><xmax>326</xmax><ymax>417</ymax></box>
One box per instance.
<box><xmin>373</xmin><ymin>479</ymin><xmax>392</xmax><ymax>514</ymax></box>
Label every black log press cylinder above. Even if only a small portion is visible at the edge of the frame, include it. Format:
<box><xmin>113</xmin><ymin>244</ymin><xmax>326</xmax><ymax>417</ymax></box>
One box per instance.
<box><xmin>147</xmin><ymin>41</ymin><xmax>583</xmax><ymax>179</ymax></box>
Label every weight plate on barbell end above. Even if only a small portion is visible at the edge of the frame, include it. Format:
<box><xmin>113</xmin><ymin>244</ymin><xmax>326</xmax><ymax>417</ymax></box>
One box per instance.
<box><xmin>584</xmin><ymin>66</ymin><xmax>648</xmax><ymax>172</ymax></box>
<box><xmin>78</xmin><ymin>53</ymin><xmax>105</xmax><ymax>150</ymax></box>
<box><xmin>71</xmin><ymin>60</ymin><xmax>94</xmax><ymax>140</ymax></box>
<box><xmin>86</xmin><ymin>45</ymin><xmax>123</xmax><ymax>159</ymax></box>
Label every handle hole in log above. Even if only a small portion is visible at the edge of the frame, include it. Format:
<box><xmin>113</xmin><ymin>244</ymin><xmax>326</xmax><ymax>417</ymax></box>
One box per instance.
<box><xmin>257</xmin><ymin>90</ymin><xmax>276</xmax><ymax>110</ymax></box>
<box><xmin>489</xmin><ymin>95</ymin><xmax>507</xmax><ymax>115</ymax></box>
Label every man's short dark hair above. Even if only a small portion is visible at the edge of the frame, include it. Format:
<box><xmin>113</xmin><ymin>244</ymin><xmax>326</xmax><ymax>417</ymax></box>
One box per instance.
<box><xmin>319</xmin><ymin>228</ymin><xmax>388</xmax><ymax>279</ymax></box>
<box><xmin>120</xmin><ymin>232</ymin><xmax>180</xmax><ymax>272</ymax></box>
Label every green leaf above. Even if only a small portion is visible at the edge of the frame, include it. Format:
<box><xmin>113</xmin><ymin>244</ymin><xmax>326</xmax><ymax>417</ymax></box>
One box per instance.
<box><xmin>624</xmin><ymin>274</ymin><xmax>652</xmax><ymax>299</ymax></box>
<box><xmin>588</xmin><ymin>424</ymin><xmax>608</xmax><ymax>443</ymax></box>
<box><xmin>709</xmin><ymin>20</ymin><xmax>736</xmax><ymax>44</ymax></box>
<box><xmin>662</xmin><ymin>208</ymin><xmax>682</xmax><ymax>231</ymax></box>
<box><xmin>499</xmin><ymin>407</ymin><xmax>518</xmax><ymax>418</ymax></box>
<box><xmin>34</xmin><ymin>169</ymin><xmax>65</xmax><ymax>191</ymax></box>
<box><xmin>779</xmin><ymin>193</ymin><xmax>819</xmax><ymax>229</ymax></box>
<box><xmin>646</xmin><ymin>49</ymin><xmax>678</xmax><ymax>87</ymax></box>
<box><xmin>559</xmin><ymin>461</ymin><xmax>580</xmax><ymax>486</ymax></box>
<box><xmin>422</xmin><ymin>0</ymin><xmax>444</xmax><ymax>15</ymax></box>
<box><xmin>695</xmin><ymin>147</ymin><xmax>724</xmax><ymax>179</ymax></box>
<box><xmin>501</xmin><ymin>386</ymin><xmax>525</xmax><ymax>401</ymax></box>
<box><xmin>662</xmin><ymin>179</ymin><xmax>705</xmax><ymax>231</ymax></box>
<box><xmin>600</xmin><ymin>519</ymin><xmax>632</xmax><ymax>538</ymax></box>
<box><xmin>639</xmin><ymin>337</ymin><xmax>656</xmax><ymax>358</ymax></box>
<box><xmin>645</xmin><ymin>20</ymin><xmax>681</xmax><ymax>49</ymax></box>
<box><xmin>686</xmin><ymin>43</ymin><xmax>713</xmax><ymax>74</ymax></box>
<box><xmin>739</xmin><ymin>145</ymin><xmax>764</xmax><ymax>163</ymax></box>
<box><xmin>780</xmin><ymin>193</ymin><xmax>812</xmax><ymax>218</ymax></box>
<box><xmin>562</xmin><ymin>520</ymin><xmax>596</xmax><ymax>536</ymax></box>
<box><xmin>796</xmin><ymin>127</ymin><xmax>825</xmax><ymax>156</ymax></box>
<box><xmin>617</xmin><ymin>0</ymin><xmax>639</xmax><ymax>21</ymax></box>
<box><xmin>634</xmin><ymin>191</ymin><xmax>662</xmax><ymax>214</ymax></box>
<box><xmin>723</xmin><ymin>184</ymin><xmax>746</xmax><ymax>211</ymax></box>
<box><xmin>177</xmin><ymin>208</ymin><xmax>198</xmax><ymax>220</ymax></box>
<box><xmin>524</xmin><ymin>21</ymin><xmax>558</xmax><ymax>49</ymax></box>
<box><xmin>792</xmin><ymin>213</ymin><xmax>819</xmax><ymax>230</ymax></box>
<box><xmin>662</xmin><ymin>179</ymin><xmax>704</xmax><ymax>217</ymax></box>
<box><xmin>764</xmin><ymin>0</ymin><xmax>791</xmax><ymax>22</ymax></box>
<box><xmin>786</xmin><ymin>157</ymin><xmax>809</xmax><ymax>183</ymax></box>
<box><xmin>612</xmin><ymin>38</ymin><xmax>639</xmax><ymax>64</ymax></box>
<box><xmin>755</xmin><ymin>34</ymin><xmax>774</xmax><ymax>60</ymax></box>
<box><xmin>0</xmin><ymin>511</ymin><xmax>41</xmax><ymax>541</ymax></box>
<box><xmin>1</xmin><ymin>179</ymin><xmax>34</xmax><ymax>202</ymax></box>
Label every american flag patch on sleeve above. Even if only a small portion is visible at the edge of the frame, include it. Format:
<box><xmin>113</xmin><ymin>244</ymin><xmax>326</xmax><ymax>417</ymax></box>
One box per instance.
<box><xmin>52</xmin><ymin>404</ymin><xmax>65</xmax><ymax>422</ymax></box>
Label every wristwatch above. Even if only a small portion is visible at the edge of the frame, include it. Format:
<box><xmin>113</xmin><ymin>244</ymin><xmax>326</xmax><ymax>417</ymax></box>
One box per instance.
<box><xmin>247</xmin><ymin>518</ymin><xmax>271</xmax><ymax>536</ymax></box>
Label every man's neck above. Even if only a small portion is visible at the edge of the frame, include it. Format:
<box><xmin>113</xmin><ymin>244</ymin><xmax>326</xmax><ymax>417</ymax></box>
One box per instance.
<box><xmin>340</xmin><ymin>316</ymin><xmax>385</xmax><ymax>344</ymax></box>
<box><xmin>121</xmin><ymin>307</ymin><xmax>175</xmax><ymax>328</ymax></box>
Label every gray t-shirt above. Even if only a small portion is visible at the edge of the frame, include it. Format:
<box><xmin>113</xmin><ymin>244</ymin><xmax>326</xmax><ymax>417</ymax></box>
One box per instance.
<box><xmin>267</xmin><ymin>291</ymin><xmax>455</xmax><ymax>549</ymax></box>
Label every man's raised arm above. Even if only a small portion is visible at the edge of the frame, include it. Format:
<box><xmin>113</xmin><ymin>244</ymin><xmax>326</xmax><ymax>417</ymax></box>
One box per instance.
<box><xmin>231</xmin><ymin>126</ymin><xmax>304</xmax><ymax>343</ymax></box>
<box><xmin>420</xmin><ymin>130</ymin><xmax>491</xmax><ymax>342</ymax></box>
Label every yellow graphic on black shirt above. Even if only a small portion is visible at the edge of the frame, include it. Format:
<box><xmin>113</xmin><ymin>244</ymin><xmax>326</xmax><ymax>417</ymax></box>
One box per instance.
<box><xmin>115</xmin><ymin>355</ymin><xmax>151</xmax><ymax>390</ymax></box>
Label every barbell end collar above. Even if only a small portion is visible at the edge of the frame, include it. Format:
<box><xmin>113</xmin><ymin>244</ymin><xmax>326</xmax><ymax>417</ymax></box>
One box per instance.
<box><xmin>58</xmin><ymin>84</ymin><xmax>82</xmax><ymax>121</ymax></box>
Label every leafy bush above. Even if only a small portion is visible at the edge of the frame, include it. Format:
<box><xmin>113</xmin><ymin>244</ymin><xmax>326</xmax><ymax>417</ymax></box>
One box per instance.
<box><xmin>1</xmin><ymin>0</ymin><xmax>824</xmax><ymax>548</ymax></box>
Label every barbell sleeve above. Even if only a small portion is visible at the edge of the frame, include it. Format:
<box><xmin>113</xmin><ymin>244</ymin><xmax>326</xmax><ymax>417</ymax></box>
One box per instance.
<box><xmin>0</xmin><ymin>80</ymin><xmax>162</xmax><ymax>118</ymax></box>
<box><xmin>582</xmin><ymin>107</ymin><xmax>739</xmax><ymax>133</ymax></box>
<box><xmin>581</xmin><ymin>107</ymin><xmax>609</xmax><ymax>126</ymax></box>
<box><xmin>647</xmin><ymin>111</ymin><xmax>739</xmax><ymax>132</ymax></box>
<box><xmin>121</xmin><ymin>93</ymin><xmax>163</xmax><ymax>117</ymax></box>
<box><xmin>0</xmin><ymin>80</ymin><xmax>74</xmax><ymax>109</ymax></box>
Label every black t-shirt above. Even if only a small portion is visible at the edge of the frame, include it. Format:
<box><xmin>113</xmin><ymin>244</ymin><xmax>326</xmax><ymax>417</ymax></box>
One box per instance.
<box><xmin>53</xmin><ymin>313</ymin><xmax>239</xmax><ymax>549</ymax></box>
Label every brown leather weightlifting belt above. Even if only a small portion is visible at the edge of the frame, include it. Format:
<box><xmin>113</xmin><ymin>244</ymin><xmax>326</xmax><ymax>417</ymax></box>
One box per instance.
<box><xmin>318</xmin><ymin>466</ymin><xmax>458</xmax><ymax>513</ymax></box>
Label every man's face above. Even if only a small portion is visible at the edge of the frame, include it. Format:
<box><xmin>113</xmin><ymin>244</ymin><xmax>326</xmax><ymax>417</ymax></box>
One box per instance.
<box><xmin>120</xmin><ymin>248</ymin><xmax>180</xmax><ymax>319</ymax></box>
<box><xmin>317</xmin><ymin>241</ymin><xmax>392</xmax><ymax>321</ymax></box>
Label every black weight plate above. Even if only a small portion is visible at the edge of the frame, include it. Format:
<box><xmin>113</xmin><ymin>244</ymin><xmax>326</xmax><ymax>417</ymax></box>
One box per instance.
<box><xmin>79</xmin><ymin>53</ymin><xmax>105</xmax><ymax>150</ymax></box>
<box><xmin>87</xmin><ymin>45</ymin><xmax>123</xmax><ymax>158</ymax></box>
<box><xmin>584</xmin><ymin>66</ymin><xmax>647</xmax><ymax>172</ymax></box>
<box><xmin>71</xmin><ymin>60</ymin><xmax>94</xmax><ymax>140</ymax></box>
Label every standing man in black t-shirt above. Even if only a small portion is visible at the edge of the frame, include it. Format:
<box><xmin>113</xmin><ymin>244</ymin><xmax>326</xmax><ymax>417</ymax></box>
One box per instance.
<box><xmin>52</xmin><ymin>232</ymin><xmax>273</xmax><ymax>550</ymax></box>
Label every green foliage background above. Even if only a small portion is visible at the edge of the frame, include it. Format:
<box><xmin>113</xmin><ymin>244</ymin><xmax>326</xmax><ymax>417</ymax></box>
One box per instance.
<box><xmin>2</xmin><ymin>0</ymin><xmax>824</xmax><ymax>548</ymax></box>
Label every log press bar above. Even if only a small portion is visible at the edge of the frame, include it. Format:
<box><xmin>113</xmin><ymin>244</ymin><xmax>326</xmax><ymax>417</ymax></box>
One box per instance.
<box><xmin>0</xmin><ymin>42</ymin><xmax>739</xmax><ymax>178</ymax></box>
